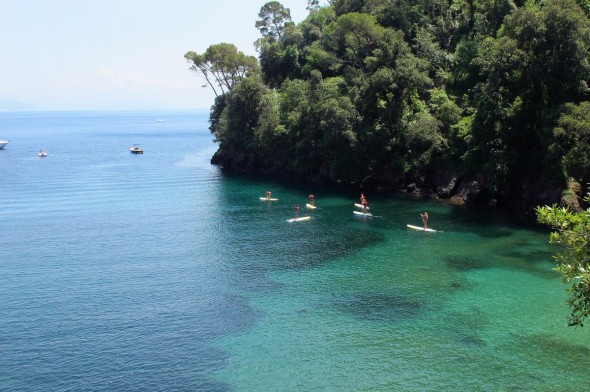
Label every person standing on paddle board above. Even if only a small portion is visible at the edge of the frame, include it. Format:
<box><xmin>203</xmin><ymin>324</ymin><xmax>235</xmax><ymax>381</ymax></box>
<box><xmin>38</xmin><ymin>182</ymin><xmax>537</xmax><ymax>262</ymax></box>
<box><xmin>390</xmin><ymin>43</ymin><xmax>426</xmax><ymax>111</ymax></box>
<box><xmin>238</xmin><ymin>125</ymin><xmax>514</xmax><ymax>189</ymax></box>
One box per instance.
<box><xmin>294</xmin><ymin>204</ymin><xmax>300</xmax><ymax>218</ymax></box>
<box><xmin>421</xmin><ymin>211</ymin><xmax>429</xmax><ymax>229</ymax></box>
<box><xmin>308</xmin><ymin>194</ymin><xmax>315</xmax><ymax>206</ymax></box>
<box><xmin>361</xmin><ymin>194</ymin><xmax>369</xmax><ymax>213</ymax></box>
<box><xmin>266</xmin><ymin>191</ymin><xmax>272</xmax><ymax>200</ymax></box>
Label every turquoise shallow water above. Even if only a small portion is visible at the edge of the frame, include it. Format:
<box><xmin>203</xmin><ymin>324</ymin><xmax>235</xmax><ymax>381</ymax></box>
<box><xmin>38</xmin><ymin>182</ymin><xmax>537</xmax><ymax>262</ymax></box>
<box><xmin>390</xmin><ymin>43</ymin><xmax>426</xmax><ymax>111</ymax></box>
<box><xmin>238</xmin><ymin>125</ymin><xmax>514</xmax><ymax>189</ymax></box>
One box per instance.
<box><xmin>0</xmin><ymin>111</ymin><xmax>588</xmax><ymax>391</ymax></box>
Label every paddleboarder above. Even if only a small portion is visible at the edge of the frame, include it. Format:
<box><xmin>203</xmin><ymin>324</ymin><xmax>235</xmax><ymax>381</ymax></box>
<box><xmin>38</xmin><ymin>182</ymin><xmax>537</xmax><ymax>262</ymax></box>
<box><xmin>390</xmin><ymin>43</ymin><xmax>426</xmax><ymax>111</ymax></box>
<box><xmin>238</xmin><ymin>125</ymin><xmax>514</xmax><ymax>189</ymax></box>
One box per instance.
<box><xmin>361</xmin><ymin>195</ymin><xmax>369</xmax><ymax>214</ymax></box>
<box><xmin>421</xmin><ymin>211</ymin><xmax>429</xmax><ymax>229</ymax></box>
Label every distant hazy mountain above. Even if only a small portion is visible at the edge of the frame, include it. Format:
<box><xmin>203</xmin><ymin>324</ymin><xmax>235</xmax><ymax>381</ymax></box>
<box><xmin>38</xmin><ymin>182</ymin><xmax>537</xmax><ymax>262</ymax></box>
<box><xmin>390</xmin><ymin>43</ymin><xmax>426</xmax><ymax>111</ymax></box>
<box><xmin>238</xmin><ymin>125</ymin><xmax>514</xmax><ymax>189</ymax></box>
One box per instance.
<box><xmin>0</xmin><ymin>98</ymin><xmax>37</xmax><ymax>111</ymax></box>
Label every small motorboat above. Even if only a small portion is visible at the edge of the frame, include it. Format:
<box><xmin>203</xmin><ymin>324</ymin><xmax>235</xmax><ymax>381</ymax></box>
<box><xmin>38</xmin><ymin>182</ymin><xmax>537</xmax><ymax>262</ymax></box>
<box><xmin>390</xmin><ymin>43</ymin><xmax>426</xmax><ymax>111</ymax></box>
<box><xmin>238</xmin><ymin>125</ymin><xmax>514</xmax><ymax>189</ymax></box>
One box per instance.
<box><xmin>38</xmin><ymin>149</ymin><xmax>48</xmax><ymax>157</ymax></box>
<box><xmin>129</xmin><ymin>145</ymin><xmax>144</xmax><ymax>154</ymax></box>
<box><xmin>0</xmin><ymin>140</ymin><xmax>9</xmax><ymax>150</ymax></box>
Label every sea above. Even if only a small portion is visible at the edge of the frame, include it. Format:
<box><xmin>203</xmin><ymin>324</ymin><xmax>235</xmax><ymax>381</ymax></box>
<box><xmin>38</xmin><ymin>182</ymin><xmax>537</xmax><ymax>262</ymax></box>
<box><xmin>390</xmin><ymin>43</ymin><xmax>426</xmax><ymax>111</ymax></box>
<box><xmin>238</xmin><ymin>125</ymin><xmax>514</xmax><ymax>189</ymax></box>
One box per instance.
<box><xmin>0</xmin><ymin>110</ymin><xmax>588</xmax><ymax>391</ymax></box>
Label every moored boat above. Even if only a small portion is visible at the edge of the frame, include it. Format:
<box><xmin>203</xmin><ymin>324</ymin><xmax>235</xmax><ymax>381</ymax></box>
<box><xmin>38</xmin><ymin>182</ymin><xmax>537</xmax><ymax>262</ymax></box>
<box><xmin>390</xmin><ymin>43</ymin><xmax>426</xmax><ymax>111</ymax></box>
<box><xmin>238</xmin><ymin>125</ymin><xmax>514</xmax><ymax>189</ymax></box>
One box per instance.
<box><xmin>0</xmin><ymin>140</ymin><xmax>9</xmax><ymax>149</ymax></box>
<box><xmin>129</xmin><ymin>145</ymin><xmax>144</xmax><ymax>154</ymax></box>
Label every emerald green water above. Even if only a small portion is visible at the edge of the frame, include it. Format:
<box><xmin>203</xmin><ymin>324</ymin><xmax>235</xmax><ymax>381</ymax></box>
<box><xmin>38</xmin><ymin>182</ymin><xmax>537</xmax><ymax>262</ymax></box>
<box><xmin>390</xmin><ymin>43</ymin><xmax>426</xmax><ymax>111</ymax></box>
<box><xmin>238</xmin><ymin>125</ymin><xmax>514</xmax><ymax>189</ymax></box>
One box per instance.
<box><xmin>1</xmin><ymin>111</ymin><xmax>588</xmax><ymax>391</ymax></box>
<box><xmin>211</xmin><ymin>178</ymin><xmax>589</xmax><ymax>391</ymax></box>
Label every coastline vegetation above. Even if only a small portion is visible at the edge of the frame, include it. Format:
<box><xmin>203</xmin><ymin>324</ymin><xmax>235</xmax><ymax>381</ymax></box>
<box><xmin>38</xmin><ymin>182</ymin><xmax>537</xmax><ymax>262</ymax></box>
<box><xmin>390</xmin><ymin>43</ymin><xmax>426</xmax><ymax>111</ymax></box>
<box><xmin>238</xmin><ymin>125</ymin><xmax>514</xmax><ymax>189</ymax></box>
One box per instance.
<box><xmin>537</xmin><ymin>196</ymin><xmax>590</xmax><ymax>327</ymax></box>
<box><xmin>186</xmin><ymin>0</ymin><xmax>590</xmax><ymax>213</ymax></box>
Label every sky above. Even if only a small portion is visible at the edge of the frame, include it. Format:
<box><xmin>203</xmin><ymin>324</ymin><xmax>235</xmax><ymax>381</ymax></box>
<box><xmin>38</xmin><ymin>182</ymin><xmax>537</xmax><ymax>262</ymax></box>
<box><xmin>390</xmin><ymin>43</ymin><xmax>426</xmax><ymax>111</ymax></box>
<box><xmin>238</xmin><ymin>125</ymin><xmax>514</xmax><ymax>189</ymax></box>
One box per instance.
<box><xmin>0</xmin><ymin>0</ymin><xmax>310</xmax><ymax>111</ymax></box>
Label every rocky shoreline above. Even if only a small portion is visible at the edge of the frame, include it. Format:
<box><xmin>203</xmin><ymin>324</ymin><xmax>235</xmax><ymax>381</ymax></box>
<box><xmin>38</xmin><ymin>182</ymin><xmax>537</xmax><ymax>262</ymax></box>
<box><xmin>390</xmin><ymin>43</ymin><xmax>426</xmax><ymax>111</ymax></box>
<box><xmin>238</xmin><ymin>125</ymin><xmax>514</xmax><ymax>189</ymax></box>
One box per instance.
<box><xmin>212</xmin><ymin>150</ymin><xmax>580</xmax><ymax>222</ymax></box>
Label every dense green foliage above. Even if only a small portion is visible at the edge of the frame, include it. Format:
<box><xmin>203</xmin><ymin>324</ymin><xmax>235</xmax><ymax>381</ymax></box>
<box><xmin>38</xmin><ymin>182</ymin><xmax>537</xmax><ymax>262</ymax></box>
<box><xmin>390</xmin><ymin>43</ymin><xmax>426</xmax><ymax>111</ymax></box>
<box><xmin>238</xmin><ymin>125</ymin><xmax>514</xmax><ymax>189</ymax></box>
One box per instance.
<box><xmin>537</xmin><ymin>198</ymin><xmax>590</xmax><ymax>326</ymax></box>
<box><xmin>187</xmin><ymin>0</ymin><xmax>590</xmax><ymax>207</ymax></box>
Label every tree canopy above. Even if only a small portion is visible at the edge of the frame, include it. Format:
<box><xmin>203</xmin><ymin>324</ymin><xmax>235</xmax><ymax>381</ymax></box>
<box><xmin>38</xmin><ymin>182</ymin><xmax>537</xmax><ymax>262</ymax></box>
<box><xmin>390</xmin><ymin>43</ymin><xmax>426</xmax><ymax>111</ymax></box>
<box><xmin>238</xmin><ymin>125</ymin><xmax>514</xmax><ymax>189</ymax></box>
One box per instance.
<box><xmin>186</xmin><ymin>0</ymin><xmax>590</xmax><ymax>206</ymax></box>
<box><xmin>255</xmin><ymin>1</ymin><xmax>292</xmax><ymax>42</ymax></box>
<box><xmin>184</xmin><ymin>43</ymin><xmax>258</xmax><ymax>97</ymax></box>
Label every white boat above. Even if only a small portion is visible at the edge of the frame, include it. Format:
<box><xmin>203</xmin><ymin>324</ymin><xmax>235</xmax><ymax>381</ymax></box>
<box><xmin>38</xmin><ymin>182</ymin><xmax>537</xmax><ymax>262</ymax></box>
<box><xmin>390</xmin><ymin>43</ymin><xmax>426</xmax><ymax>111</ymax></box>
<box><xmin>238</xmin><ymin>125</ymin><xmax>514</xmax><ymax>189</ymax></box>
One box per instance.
<box><xmin>0</xmin><ymin>140</ymin><xmax>9</xmax><ymax>149</ymax></box>
<box><xmin>38</xmin><ymin>149</ymin><xmax>47</xmax><ymax>157</ymax></box>
<box><xmin>129</xmin><ymin>145</ymin><xmax>144</xmax><ymax>154</ymax></box>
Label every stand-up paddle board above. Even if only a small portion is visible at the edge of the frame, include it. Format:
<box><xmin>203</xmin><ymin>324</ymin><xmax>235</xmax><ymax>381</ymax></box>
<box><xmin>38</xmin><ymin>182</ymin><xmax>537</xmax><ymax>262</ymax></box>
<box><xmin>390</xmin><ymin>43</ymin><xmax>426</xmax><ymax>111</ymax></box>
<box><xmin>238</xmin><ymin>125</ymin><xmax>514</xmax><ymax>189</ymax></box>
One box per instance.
<box><xmin>353</xmin><ymin>210</ymin><xmax>372</xmax><ymax>217</ymax></box>
<box><xmin>260</xmin><ymin>197</ymin><xmax>279</xmax><ymax>201</ymax></box>
<box><xmin>354</xmin><ymin>203</ymin><xmax>370</xmax><ymax>210</ymax></box>
<box><xmin>407</xmin><ymin>224</ymin><xmax>437</xmax><ymax>233</ymax></box>
<box><xmin>306</xmin><ymin>203</ymin><xmax>317</xmax><ymax>209</ymax></box>
<box><xmin>287</xmin><ymin>216</ymin><xmax>311</xmax><ymax>222</ymax></box>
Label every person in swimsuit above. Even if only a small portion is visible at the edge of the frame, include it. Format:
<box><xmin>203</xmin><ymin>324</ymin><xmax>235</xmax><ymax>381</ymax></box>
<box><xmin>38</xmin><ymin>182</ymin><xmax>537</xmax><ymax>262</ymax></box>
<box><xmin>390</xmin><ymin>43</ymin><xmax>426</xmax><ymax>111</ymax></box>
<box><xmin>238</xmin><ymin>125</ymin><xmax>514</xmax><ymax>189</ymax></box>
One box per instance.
<box><xmin>294</xmin><ymin>204</ymin><xmax>300</xmax><ymax>218</ymax></box>
<box><xmin>361</xmin><ymin>195</ymin><xmax>368</xmax><ymax>213</ymax></box>
<box><xmin>266</xmin><ymin>191</ymin><xmax>272</xmax><ymax>200</ymax></box>
<box><xmin>309</xmin><ymin>194</ymin><xmax>315</xmax><ymax>206</ymax></box>
<box><xmin>421</xmin><ymin>211</ymin><xmax>429</xmax><ymax>229</ymax></box>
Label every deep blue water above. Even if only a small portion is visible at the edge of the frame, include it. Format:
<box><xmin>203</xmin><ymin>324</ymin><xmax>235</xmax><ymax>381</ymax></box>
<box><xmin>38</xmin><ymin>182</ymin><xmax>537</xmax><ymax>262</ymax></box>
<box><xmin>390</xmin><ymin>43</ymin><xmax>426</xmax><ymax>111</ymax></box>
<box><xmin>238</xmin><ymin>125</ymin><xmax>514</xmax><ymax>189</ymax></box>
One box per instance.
<box><xmin>0</xmin><ymin>110</ymin><xmax>588</xmax><ymax>391</ymax></box>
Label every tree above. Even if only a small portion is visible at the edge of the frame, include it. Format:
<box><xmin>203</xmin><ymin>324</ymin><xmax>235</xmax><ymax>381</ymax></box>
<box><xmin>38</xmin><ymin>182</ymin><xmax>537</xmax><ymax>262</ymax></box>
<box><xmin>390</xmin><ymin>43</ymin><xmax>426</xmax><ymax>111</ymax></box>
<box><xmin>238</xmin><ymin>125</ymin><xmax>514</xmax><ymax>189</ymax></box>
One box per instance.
<box><xmin>549</xmin><ymin>101</ymin><xmax>590</xmax><ymax>186</ymax></box>
<box><xmin>325</xmin><ymin>12</ymin><xmax>385</xmax><ymax>71</ymax></box>
<box><xmin>258</xmin><ymin>41</ymin><xmax>302</xmax><ymax>88</ymax></box>
<box><xmin>537</xmin><ymin>197</ymin><xmax>590</xmax><ymax>327</ymax></box>
<box><xmin>215</xmin><ymin>76</ymin><xmax>268</xmax><ymax>155</ymax></box>
<box><xmin>253</xmin><ymin>88</ymin><xmax>289</xmax><ymax>164</ymax></box>
<box><xmin>255</xmin><ymin>1</ymin><xmax>292</xmax><ymax>42</ymax></box>
<box><xmin>300</xmin><ymin>5</ymin><xmax>336</xmax><ymax>43</ymax></box>
<box><xmin>306</xmin><ymin>0</ymin><xmax>320</xmax><ymax>12</ymax></box>
<box><xmin>412</xmin><ymin>26</ymin><xmax>452</xmax><ymax>85</ymax></box>
<box><xmin>542</xmin><ymin>0</ymin><xmax>590</xmax><ymax>106</ymax></box>
<box><xmin>184</xmin><ymin>43</ymin><xmax>258</xmax><ymax>97</ymax></box>
<box><xmin>464</xmin><ymin>0</ymin><xmax>590</xmax><ymax>194</ymax></box>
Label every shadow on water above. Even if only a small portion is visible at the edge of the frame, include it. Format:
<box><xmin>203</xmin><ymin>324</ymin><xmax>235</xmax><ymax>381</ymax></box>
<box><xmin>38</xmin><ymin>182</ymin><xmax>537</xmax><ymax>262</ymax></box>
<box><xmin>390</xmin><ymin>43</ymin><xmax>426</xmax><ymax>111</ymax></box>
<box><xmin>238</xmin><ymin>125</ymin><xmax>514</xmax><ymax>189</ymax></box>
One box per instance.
<box><xmin>219</xmin><ymin>169</ymin><xmax>363</xmax><ymax>200</ymax></box>
<box><xmin>493</xmin><ymin>332</ymin><xmax>590</xmax><ymax>387</ymax></box>
<box><xmin>222</xmin><ymin>227</ymin><xmax>387</xmax><ymax>300</ymax></box>
<box><xmin>444</xmin><ymin>202</ymin><xmax>551</xmax><ymax>239</ymax></box>
<box><xmin>274</xmin><ymin>230</ymin><xmax>386</xmax><ymax>272</ymax></box>
<box><xmin>458</xmin><ymin>334</ymin><xmax>488</xmax><ymax>347</ymax></box>
<box><xmin>445</xmin><ymin>255</ymin><xmax>488</xmax><ymax>272</ymax></box>
<box><xmin>473</xmin><ymin>227</ymin><xmax>514</xmax><ymax>239</ymax></box>
<box><xmin>439</xmin><ymin>307</ymin><xmax>490</xmax><ymax>348</ymax></box>
<box><xmin>330</xmin><ymin>293</ymin><xmax>426</xmax><ymax>322</ymax></box>
<box><xmin>444</xmin><ymin>236</ymin><xmax>556</xmax><ymax>279</ymax></box>
<box><xmin>495</xmin><ymin>247</ymin><xmax>557</xmax><ymax>279</ymax></box>
<box><xmin>445</xmin><ymin>250</ymin><xmax>557</xmax><ymax>279</ymax></box>
<box><xmin>207</xmin><ymin>291</ymin><xmax>262</xmax><ymax>334</ymax></box>
<box><xmin>510</xmin><ymin>332</ymin><xmax>590</xmax><ymax>360</ymax></box>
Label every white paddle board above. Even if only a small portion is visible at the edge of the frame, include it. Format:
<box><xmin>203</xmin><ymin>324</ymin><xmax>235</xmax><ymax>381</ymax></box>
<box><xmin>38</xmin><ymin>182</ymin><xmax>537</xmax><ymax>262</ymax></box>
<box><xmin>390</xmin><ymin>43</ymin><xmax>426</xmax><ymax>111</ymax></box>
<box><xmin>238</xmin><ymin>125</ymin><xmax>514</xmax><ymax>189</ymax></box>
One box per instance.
<box><xmin>306</xmin><ymin>203</ymin><xmax>317</xmax><ymax>209</ymax></box>
<box><xmin>287</xmin><ymin>216</ymin><xmax>311</xmax><ymax>222</ymax></box>
<box><xmin>260</xmin><ymin>197</ymin><xmax>279</xmax><ymax>201</ymax></box>
<box><xmin>353</xmin><ymin>210</ymin><xmax>372</xmax><ymax>217</ymax></box>
<box><xmin>407</xmin><ymin>224</ymin><xmax>437</xmax><ymax>233</ymax></box>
